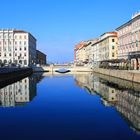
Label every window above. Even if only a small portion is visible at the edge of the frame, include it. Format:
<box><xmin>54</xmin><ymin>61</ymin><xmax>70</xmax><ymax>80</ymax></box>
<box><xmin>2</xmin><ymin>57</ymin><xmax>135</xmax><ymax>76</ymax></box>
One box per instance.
<box><xmin>4</xmin><ymin>59</ymin><xmax>7</xmax><ymax>63</ymax></box>
<box><xmin>4</xmin><ymin>53</ymin><xmax>6</xmax><ymax>57</ymax></box>
<box><xmin>15</xmin><ymin>41</ymin><xmax>17</xmax><ymax>45</ymax></box>
<box><xmin>20</xmin><ymin>47</ymin><xmax>22</xmax><ymax>51</ymax></box>
<box><xmin>112</xmin><ymin>53</ymin><xmax>114</xmax><ymax>57</ymax></box>
<box><xmin>3</xmin><ymin>47</ymin><xmax>6</xmax><ymax>51</ymax></box>
<box><xmin>112</xmin><ymin>46</ymin><xmax>114</xmax><ymax>49</ymax></box>
<box><xmin>15</xmin><ymin>47</ymin><xmax>17</xmax><ymax>51</ymax></box>
<box><xmin>8</xmin><ymin>46</ymin><xmax>11</xmax><ymax>51</ymax></box>
<box><xmin>136</xmin><ymin>41</ymin><xmax>138</xmax><ymax>47</ymax></box>
<box><xmin>24</xmin><ymin>35</ymin><xmax>26</xmax><ymax>39</ymax></box>
<box><xmin>24</xmin><ymin>41</ymin><xmax>26</xmax><ymax>45</ymax></box>
<box><xmin>24</xmin><ymin>47</ymin><xmax>26</xmax><ymax>51</ymax></box>
<box><xmin>0</xmin><ymin>52</ymin><xmax>1</xmax><ymax>57</ymax></box>
<box><xmin>24</xmin><ymin>60</ymin><xmax>27</xmax><ymax>65</ymax></box>
<box><xmin>9</xmin><ymin>53</ymin><xmax>11</xmax><ymax>57</ymax></box>
<box><xmin>14</xmin><ymin>60</ymin><xmax>17</xmax><ymax>64</ymax></box>
<box><xmin>132</xmin><ymin>35</ymin><xmax>134</xmax><ymax>42</ymax></box>
<box><xmin>15</xmin><ymin>53</ymin><xmax>17</xmax><ymax>56</ymax></box>
<box><xmin>136</xmin><ymin>33</ymin><xmax>138</xmax><ymax>41</ymax></box>
<box><xmin>19</xmin><ymin>60</ymin><xmax>22</xmax><ymax>64</ymax></box>
<box><xmin>112</xmin><ymin>39</ymin><xmax>115</xmax><ymax>42</ymax></box>
<box><xmin>24</xmin><ymin>53</ymin><xmax>26</xmax><ymax>56</ymax></box>
<box><xmin>19</xmin><ymin>41</ymin><xmax>21</xmax><ymax>45</ymax></box>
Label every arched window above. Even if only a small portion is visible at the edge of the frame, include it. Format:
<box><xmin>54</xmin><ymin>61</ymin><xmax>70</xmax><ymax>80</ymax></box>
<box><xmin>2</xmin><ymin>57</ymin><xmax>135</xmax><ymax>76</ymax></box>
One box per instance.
<box><xmin>19</xmin><ymin>60</ymin><xmax>22</xmax><ymax>64</ymax></box>
<box><xmin>4</xmin><ymin>59</ymin><xmax>7</xmax><ymax>64</ymax></box>
<box><xmin>24</xmin><ymin>60</ymin><xmax>27</xmax><ymax>65</ymax></box>
<box><xmin>9</xmin><ymin>59</ymin><xmax>12</xmax><ymax>64</ymax></box>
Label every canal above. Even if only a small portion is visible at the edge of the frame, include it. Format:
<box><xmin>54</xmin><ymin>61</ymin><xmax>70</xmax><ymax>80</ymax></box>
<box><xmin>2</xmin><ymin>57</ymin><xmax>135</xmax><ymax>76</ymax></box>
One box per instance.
<box><xmin>0</xmin><ymin>72</ymin><xmax>140</xmax><ymax>140</ymax></box>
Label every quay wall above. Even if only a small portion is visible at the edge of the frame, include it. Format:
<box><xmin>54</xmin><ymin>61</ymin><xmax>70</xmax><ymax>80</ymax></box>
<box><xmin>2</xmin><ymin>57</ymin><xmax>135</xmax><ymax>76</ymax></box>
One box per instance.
<box><xmin>93</xmin><ymin>68</ymin><xmax>140</xmax><ymax>83</ymax></box>
<box><xmin>0</xmin><ymin>68</ymin><xmax>33</xmax><ymax>88</ymax></box>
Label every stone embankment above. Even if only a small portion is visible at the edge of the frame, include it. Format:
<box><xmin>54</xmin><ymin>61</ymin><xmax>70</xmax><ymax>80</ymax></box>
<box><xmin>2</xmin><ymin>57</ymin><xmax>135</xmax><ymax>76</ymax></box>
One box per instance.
<box><xmin>0</xmin><ymin>67</ymin><xmax>33</xmax><ymax>88</ymax></box>
<box><xmin>93</xmin><ymin>68</ymin><xmax>140</xmax><ymax>83</ymax></box>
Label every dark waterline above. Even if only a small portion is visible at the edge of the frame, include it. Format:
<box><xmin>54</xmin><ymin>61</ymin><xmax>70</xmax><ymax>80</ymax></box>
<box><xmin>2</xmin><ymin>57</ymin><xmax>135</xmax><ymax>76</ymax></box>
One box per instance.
<box><xmin>0</xmin><ymin>72</ymin><xmax>140</xmax><ymax>140</ymax></box>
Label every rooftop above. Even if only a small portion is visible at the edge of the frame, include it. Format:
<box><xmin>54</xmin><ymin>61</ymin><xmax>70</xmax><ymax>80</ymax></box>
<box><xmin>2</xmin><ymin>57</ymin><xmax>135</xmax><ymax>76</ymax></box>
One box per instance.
<box><xmin>116</xmin><ymin>11</ymin><xmax>140</xmax><ymax>31</ymax></box>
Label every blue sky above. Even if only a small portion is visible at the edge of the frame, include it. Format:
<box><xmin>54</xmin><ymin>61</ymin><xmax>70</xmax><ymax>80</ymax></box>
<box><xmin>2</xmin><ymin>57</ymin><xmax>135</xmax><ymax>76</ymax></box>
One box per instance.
<box><xmin>0</xmin><ymin>0</ymin><xmax>140</xmax><ymax>63</ymax></box>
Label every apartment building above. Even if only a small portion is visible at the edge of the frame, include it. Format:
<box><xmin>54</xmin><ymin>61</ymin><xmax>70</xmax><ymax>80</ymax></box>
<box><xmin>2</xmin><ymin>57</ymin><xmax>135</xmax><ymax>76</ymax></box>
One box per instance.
<box><xmin>116</xmin><ymin>12</ymin><xmax>140</xmax><ymax>69</ymax></box>
<box><xmin>85</xmin><ymin>39</ymin><xmax>98</xmax><ymax>65</ymax></box>
<box><xmin>74</xmin><ymin>73</ymin><xmax>95</xmax><ymax>94</ymax></box>
<box><xmin>93</xmin><ymin>32</ymin><xmax>118</xmax><ymax>68</ymax></box>
<box><xmin>116</xmin><ymin>90</ymin><xmax>140</xmax><ymax>132</ymax></box>
<box><xmin>74</xmin><ymin>32</ymin><xmax>118</xmax><ymax>67</ymax></box>
<box><xmin>36</xmin><ymin>50</ymin><xmax>47</xmax><ymax>65</ymax></box>
<box><xmin>74</xmin><ymin>39</ymin><xmax>98</xmax><ymax>65</ymax></box>
<box><xmin>0</xmin><ymin>77</ymin><xmax>36</xmax><ymax>107</ymax></box>
<box><xmin>0</xmin><ymin>29</ymin><xmax>36</xmax><ymax>67</ymax></box>
<box><xmin>95</xmin><ymin>32</ymin><xmax>118</xmax><ymax>68</ymax></box>
<box><xmin>74</xmin><ymin>41</ymin><xmax>87</xmax><ymax>65</ymax></box>
<box><xmin>98</xmin><ymin>32</ymin><xmax>118</xmax><ymax>61</ymax></box>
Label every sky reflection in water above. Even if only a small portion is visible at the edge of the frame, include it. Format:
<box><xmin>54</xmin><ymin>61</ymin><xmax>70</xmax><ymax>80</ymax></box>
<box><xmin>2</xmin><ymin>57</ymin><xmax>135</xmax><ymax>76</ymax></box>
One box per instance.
<box><xmin>0</xmin><ymin>72</ymin><xmax>140</xmax><ymax>140</ymax></box>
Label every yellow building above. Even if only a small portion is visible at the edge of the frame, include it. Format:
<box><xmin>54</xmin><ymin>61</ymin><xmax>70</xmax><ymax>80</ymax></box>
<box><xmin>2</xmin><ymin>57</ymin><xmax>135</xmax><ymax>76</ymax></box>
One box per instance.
<box><xmin>91</xmin><ymin>32</ymin><xmax>118</xmax><ymax>67</ymax></box>
<box><xmin>74</xmin><ymin>32</ymin><xmax>118</xmax><ymax>67</ymax></box>
<box><xmin>74</xmin><ymin>41</ymin><xmax>89</xmax><ymax>65</ymax></box>
<box><xmin>99</xmin><ymin>32</ymin><xmax>118</xmax><ymax>61</ymax></box>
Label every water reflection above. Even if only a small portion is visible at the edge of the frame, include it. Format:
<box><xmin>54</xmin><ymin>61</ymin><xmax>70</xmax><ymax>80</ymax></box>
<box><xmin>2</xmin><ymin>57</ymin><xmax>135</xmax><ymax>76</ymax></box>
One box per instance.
<box><xmin>74</xmin><ymin>73</ymin><xmax>140</xmax><ymax>134</ymax></box>
<box><xmin>0</xmin><ymin>73</ymin><xmax>43</xmax><ymax>107</ymax></box>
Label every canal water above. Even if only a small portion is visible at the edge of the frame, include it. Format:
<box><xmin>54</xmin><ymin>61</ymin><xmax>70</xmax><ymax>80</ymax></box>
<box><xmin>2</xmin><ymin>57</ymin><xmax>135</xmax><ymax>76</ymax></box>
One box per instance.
<box><xmin>0</xmin><ymin>72</ymin><xmax>140</xmax><ymax>140</ymax></box>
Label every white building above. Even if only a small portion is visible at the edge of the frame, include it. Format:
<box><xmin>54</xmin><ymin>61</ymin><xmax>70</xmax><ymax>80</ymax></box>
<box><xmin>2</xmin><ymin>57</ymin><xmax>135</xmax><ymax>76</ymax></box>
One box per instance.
<box><xmin>0</xmin><ymin>78</ymin><xmax>30</xmax><ymax>107</ymax></box>
<box><xmin>0</xmin><ymin>29</ymin><xmax>36</xmax><ymax>66</ymax></box>
<box><xmin>0</xmin><ymin>77</ymin><xmax>37</xmax><ymax>107</ymax></box>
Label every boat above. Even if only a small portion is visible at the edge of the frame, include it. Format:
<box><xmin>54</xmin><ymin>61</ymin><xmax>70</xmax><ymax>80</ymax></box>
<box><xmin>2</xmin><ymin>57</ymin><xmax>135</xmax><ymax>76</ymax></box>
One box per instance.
<box><xmin>55</xmin><ymin>68</ymin><xmax>71</xmax><ymax>73</ymax></box>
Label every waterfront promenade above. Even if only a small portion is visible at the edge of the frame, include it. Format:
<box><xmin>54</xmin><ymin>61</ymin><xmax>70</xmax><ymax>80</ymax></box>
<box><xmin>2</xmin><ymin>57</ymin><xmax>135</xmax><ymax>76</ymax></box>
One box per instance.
<box><xmin>93</xmin><ymin>68</ymin><xmax>140</xmax><ymax>84</ymax></box>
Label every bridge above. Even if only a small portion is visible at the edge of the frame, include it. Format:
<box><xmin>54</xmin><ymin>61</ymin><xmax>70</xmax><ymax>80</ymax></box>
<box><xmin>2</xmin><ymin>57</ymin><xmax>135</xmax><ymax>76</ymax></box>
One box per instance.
<box><xmin>33</xmin><ymin>65</ymin><xmax>92</xmax><ymax>74</ymax></box>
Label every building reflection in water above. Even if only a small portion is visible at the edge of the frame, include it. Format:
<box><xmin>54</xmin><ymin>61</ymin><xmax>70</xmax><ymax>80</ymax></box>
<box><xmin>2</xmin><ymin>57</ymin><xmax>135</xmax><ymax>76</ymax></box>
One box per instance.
<box><xmin>0</xmin><ymin>73</ymin><xmax>43</xmax><ymax>107</ymax></box>
<box><xmin>74</xmin><ymin>73</ymin><xmax>140</xmax><ymax>134</ymax></box>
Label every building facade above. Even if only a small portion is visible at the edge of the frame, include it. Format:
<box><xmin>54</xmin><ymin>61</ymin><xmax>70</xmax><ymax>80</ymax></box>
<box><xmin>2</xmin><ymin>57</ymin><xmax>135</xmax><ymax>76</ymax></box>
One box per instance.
<box><xmin>92</xmin><ymin>32</ymin><xmax>118</xmax><ymax>68</ymax></box>
<box><xmin>36</xmin><ymin>50</ymin><xmax>47</xmax><ymax>65</ymax></box>
<box><xmin>0</xmin><ymin>77</ymin><xmax>36</xmax><ymax>107</ymax></box>
<box><xmin>74</xmin><ymin>32</ymin><xmax>118</xmax><ymax>67</ymax></box>
<box><xmin>116</xmin><ymin>12</ymin><xmax>140</xmax><ymax>69</ymax></box>
<box><xmin>98</xmin><ymin>32</ymin><xmax>118</xmax><ymax>62</ymax></box>
<box><xmin>0</xmin><ymin>29</ymin><xmax>37</xmax><ymax>67</ymax></box>
<box><xmin>74</xmin><ymin>39</ymin><xmax>98</xmax><ymax>65</ymax></box>
<box><xmin>85</xmin><ymin>39</ymin><xmax>98</xmax><ymax>66</ymax></box>
<box><xmin>74</xmin><ymin>41</ymin><xmax>87</xmax><ymax>65</ymax></box>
